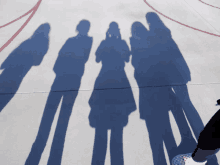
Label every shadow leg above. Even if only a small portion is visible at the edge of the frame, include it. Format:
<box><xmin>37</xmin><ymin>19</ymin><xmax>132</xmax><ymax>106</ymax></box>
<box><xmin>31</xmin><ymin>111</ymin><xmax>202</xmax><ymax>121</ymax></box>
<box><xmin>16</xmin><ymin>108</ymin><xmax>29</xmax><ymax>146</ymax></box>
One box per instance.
<box><xmin>47</xmin><ymin>91</ymin><xmax>78</xmax><ymax>165</ymax></box>
<box><xmin>169</xmin><ymin>89</ymin><xmax>194</xmax><ymax>140</ymax></box>
<box><xmin>145</xmin><ymin>118</ymin><xmax>167</xmax><ymax>165</ymax></box>
<box><xmin>172</xmin><ymin>85</ymin><xmax>204</xmax><ymax>140</ymax></box>
<box><xmin>110</xmin><ymin>126</ymin><xmax>124</xmax><ymax>165</ymax></box>
<box><xmin>25</xmin><ymin>92</ymin><xmax>62</xmax><ymax>165</ymax></box>
<box><xmin>92</xmin><ymin>127</ymin><xmax>108</xmax><ymax>165</ymax></box>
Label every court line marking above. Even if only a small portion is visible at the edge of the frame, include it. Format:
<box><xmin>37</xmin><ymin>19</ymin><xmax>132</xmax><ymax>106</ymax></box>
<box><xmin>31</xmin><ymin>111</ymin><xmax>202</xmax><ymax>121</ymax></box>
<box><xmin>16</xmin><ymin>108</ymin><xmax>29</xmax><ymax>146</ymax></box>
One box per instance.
<box><xmin>1</xmin><ymin>0</ymin><xmax>220</xmax><ymax>53</ymax></box>
<box><xmin>0</xmin><ymin>0</ymin><xmax>219</xmax><ymax>93</ymax></box>
<box><xmin>0</xmin><ymin>0</ymin><xmax>42</xmax><ymax>52</ymax></box>
<box><xmin>199</xmin><ymin>0</ymin><xmax>220</xmax><ymax>9</ymax></box>
<box><xmin>143</xmin><ymin>0</ymin><xmax>220</xmax><ymax>37</ymax></box>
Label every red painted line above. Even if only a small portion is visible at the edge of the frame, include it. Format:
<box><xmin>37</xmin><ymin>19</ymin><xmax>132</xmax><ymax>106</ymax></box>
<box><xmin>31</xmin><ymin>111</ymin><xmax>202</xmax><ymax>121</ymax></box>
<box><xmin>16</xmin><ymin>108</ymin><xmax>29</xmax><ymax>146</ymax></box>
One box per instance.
<box><xmin>199</xmin><ymin>0</ymin><xmax>220</xmax><ymax>9</ymax></box>
<box><xmin>0</xmin><ymin>0</ymin><xmax>42</xmax><ymax>52</ymax></box>
<box><xmin>143</xmin><ymin>0</ymin><xmax>220</xmax><ymax>37</ymax></box>
<box><xmin>0</xmin><ymin>8</ymin><xmax>34</xmax><ymax>29</ymax></box>
<box><xmin>0</xmin><ymin>0</ymin><xmax>219</xmax><ymax>53</ymax></box>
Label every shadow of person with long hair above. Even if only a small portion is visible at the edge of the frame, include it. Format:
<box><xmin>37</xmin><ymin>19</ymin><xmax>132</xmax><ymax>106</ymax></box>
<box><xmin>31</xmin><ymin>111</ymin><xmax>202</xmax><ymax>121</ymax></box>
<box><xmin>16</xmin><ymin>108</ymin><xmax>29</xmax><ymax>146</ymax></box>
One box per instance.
<box><xmin>89</xmin><ymin>22</ymin><xmax>136</xmax><ymax>165</ymax></box>
<box><xmin>0</xmin><ymin>23</ymin><xmax>50</xmax><ymax>113</ymax></box>
<box><xmin>146</xmin><ymin>12</ymin><xmax>204</xmax><ymax>140</ymax></box>
<box><xmin>145</xmin><ymin>12</ymin><xmax>218</xmax><ymax>165</ymax></box>
<box><xmin>130</xmin><ymin>18</ymin><xmax>199</xmax><ymax>165</ymax></box>
<box><xmin>25</xmin><ymin>20</ymin><xmax>93</xmax><ymax>165</ymax></box>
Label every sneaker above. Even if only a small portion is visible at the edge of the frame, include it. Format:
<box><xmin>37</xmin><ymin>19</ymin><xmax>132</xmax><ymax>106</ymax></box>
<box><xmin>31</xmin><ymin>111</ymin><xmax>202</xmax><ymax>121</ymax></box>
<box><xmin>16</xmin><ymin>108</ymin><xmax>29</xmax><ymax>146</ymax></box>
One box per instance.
<box><xmin>172</xmin><ymin>153</ymin><xmax>207</xmax><ymax>165</ymax></box>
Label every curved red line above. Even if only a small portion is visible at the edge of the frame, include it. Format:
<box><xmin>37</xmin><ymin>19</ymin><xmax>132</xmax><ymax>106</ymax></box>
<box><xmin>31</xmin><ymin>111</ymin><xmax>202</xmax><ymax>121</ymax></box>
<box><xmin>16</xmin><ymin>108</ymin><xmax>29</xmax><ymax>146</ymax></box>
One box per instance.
<box><xmin>0</xmin><ymin>8</ymin><xmax>34</xmax><ymax>28</ymax></box>
<box><xmin>199</xmin><ymin>0</ymin><xmax>220</xmax><ymax>9</ymax></box>
<box><xmin>1</xmin><ymin>0</ymin><xmax>219</xmax><ymax>53</ymax></box>
<box><xmin>143</xmin><ymin>0</ymin><xmax>220</xmax><ymax>37</ymax></box>
<box><xmin>0</xmin><ymin>0</ymin><xmax>42</xmax><ymax>52</ymax></box>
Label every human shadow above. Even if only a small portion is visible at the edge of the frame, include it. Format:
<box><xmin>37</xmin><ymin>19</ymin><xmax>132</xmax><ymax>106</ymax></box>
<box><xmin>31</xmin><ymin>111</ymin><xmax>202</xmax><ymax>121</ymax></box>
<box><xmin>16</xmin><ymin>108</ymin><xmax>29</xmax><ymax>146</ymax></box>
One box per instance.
<box><xmin>0</xmin><ymin>23</ymin><xmax>50</xmax><ymax>112</ymax></box>
<box><xmin>130</xmin><ymin>12</ymin><xmax>218</xmax><ymax>165</ymax></box>
<box><xmin>130</xmin><ymin>20</ymin><xmax>194</xmax><ymax>165</ymax></box>
<box><xmin>89</xmin><ymin>22</ymin><xmax>136</xmax><ymax>165</ymax></box>
<box><xmin>146</xmin><ymin>12</ymin><xmax>218</xmax><ymax>165</ymax></box>
<box><xmin>25</xmin><ymin>20</ymin><xmax>93</xmax><ymax>165</ymax></box>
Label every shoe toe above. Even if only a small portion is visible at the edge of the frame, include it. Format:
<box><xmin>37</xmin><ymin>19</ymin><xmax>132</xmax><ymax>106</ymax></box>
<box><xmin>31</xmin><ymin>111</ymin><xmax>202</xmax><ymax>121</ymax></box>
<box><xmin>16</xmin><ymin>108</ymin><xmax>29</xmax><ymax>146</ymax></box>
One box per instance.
<box><xmin>172</xmin><ymin>153</ymin><xmax>192</xmax><ymax>165</ymax></box>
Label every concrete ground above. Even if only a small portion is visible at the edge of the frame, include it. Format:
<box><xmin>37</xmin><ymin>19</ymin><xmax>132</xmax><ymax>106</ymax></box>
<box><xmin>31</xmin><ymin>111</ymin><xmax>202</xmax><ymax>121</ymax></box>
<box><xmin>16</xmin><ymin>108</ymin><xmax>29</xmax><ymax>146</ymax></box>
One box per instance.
<box><xmin>0</xmin><ymin>0</ymin><xmax>220</xmax><ymax>165</ymax></box>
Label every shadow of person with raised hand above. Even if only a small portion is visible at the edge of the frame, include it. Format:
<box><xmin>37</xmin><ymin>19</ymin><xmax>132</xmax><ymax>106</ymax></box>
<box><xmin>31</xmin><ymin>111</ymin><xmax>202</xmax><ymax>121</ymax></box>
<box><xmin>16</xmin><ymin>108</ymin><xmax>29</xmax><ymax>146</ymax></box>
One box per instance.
<box><xmin>130</xmin><ymin>19</ymin><xmax>198</xmax><ymax>165</ymax></box>
<box><xmin>25</xmin><ymin>20</ymin><xmax>93</xmax><ymax>165</ymax></box>
<box><xmin>0</xmin><ymin>23</ymin><xmax>50</xmax><ymax>113</ymax></box>
<box><xmin>89</xmin><ymin>22</ymin><xmax>136</xmax><ymax>165</ymax></box>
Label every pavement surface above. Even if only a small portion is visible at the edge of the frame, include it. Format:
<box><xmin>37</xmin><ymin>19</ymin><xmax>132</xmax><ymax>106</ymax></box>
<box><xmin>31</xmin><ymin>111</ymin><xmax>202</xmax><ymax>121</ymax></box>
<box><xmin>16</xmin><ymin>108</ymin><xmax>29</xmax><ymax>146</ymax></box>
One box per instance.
<box><xmin>0</xmin><ymin>0</ymin><xmax>220</xmax><ymax>165</ymax></box>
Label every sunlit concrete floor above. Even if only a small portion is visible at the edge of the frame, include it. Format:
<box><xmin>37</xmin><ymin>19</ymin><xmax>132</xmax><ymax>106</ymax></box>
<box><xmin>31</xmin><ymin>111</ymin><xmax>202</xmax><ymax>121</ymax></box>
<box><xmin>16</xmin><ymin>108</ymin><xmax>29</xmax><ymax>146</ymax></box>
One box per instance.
<box><xmin>0</xmin><ymin>0</ymin><xmax>220</xmax><ymax>165</ymax></box>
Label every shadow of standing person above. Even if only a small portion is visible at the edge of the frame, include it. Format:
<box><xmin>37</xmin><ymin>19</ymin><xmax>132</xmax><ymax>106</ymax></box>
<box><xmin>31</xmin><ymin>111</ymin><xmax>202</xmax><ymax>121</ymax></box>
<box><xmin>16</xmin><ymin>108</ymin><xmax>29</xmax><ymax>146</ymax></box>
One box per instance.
<box><xmin>130</xmin><ymin>21</ymin><xmax>175</xmax><ymax>165</ymax></box>
<box><xmin>25</xmin><ymin>20</ymin><xmax>93</xmax><ymax>165</ymax></box>
<box><xmin>0</xmin><ymin>23</ymin><xmax>50</xmax><ymax>113</ymax></box>
<box><xmin>130</xmin><ymin>19</ymin><xmax>198</xmax><ymax>165</ymax></box>
<box><xmin>89</xmin><ymin>22</ymin><xmax>136</xmax><ymax>165</ymax></box>
<box><xmin>146</xmin><ymin>12</ymin><xmax>218</xmax><ymax>165</ymax></box>
<box><xmin>146</xmin><ymin>12</ymin><xmax>205</xmax><ymax>141</ymax></box>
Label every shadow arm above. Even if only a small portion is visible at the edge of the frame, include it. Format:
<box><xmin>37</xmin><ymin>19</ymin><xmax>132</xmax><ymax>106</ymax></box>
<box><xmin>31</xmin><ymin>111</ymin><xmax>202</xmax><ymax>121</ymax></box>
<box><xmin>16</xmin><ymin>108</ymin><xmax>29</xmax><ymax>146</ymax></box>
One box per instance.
<box><xmin>95</xmin><ymin>40</ymin><xmax>105</xmax><ymax>63</ymax></box>
<box><xmin>121</xmin><ymin>40</ymin><xmax>131</xmax><ymax>63</ymax></box>
<box><xmin>53</xmin><ymin>39</ymin><xmax>70</xmax><ymax>73</ymax></box>
<box><xmin>83</xmin><ymin>37</ymin><xmax>93</xmax><ymax>63</ymax></box>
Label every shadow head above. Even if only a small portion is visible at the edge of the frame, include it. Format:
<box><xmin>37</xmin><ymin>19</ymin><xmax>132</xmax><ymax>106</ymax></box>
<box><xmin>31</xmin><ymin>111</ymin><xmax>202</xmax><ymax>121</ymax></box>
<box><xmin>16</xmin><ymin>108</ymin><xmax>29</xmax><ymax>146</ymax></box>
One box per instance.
<box><xmin>76</xmin><ymin>20</ymin><xmax>91</xmax><ymax>36</ymax></box>
<box><xmin>106</xmin><ymin>22</ymin><xmax>121</xmax><ymax>39</ymax></box>
<box><xmin>31</xmin><ymin>23</ymin><xmax>51</xmax><ymax>38</ymax></box>
<box><xmin>131</xmin><ymin>21</ymin><xmax>148</xmax><ymax>39</ymax></box>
